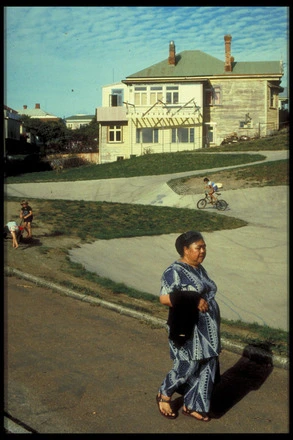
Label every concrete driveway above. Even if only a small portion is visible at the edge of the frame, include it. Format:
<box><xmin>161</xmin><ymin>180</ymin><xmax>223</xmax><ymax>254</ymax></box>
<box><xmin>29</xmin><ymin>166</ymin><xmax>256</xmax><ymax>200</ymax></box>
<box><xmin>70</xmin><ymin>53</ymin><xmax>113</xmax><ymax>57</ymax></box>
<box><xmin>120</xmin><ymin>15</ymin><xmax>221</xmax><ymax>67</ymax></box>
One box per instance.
<box><xmin>5</xmin><ymin>150</ymin><xmax>289</xmax><ymax>331</ymax></box>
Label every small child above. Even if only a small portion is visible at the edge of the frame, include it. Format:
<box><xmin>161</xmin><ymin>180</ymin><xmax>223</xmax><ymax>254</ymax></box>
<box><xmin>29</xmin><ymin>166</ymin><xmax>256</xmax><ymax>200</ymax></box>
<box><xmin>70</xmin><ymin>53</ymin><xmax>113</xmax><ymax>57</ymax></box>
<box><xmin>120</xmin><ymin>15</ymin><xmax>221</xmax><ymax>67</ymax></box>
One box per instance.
<box><xmin>4</xmin><ymin>221</ymin><xmax>24</xmax><ymax>249</ymax></box>
<box><xmin>203</xmin><ymin>178</ymin><xmax>218</xmax><ymax>204</ymax></box>
<box><xmin>20</xmin><ymin>200</ymin><xmax>33</xmax><ymax>239</ymax></box>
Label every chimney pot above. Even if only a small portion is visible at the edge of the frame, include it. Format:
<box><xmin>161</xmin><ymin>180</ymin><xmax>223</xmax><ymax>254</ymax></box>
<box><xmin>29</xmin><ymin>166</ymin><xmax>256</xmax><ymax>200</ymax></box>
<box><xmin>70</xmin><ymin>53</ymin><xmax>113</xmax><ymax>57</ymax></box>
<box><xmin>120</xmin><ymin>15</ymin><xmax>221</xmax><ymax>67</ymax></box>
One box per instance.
<box><xmin>35</xmin><ymin>103</ymin><xmax>40</xmax><ymax>109</ymax></box>
<box><xmin>224</xmin><ymin>34</ymin><xmax>232</xmax><ymax>72</ymax></box>
<box><xmin>168</xmin><ymin>41</ymin><xmax>176</xmax><ymax>65</ymax></box>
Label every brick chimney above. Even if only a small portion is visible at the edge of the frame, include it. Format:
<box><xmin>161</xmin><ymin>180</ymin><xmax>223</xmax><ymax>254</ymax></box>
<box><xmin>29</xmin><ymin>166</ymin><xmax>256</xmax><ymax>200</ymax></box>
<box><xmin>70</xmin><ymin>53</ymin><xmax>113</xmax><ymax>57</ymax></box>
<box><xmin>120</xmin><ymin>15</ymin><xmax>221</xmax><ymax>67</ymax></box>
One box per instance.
<box><xmin>168</xmin><ymin>41</ymin><xmax>176</xmax><ymax>65</ymax></box>
<box><xmin>23</xmin><ymin>105</ymin><xmax>27</xmax><ymax>109</ymax></box>
<box><xmin>35</xmin><ymin>103</ymin><xmax>40</xmax><ymax>109</ymax></box>
<box><xmin>224</xmin><ymin>34</ymin><xmax>233</xmax><ymax>72</ymax></box>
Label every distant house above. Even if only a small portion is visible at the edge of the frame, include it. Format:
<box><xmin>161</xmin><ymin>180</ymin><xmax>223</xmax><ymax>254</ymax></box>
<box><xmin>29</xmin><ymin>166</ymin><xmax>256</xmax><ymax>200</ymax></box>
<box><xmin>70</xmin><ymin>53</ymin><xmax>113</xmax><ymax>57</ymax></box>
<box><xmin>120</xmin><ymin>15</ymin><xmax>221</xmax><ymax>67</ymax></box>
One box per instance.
<box><xmin>96</xmin><ymin>35</ymin><xmax>284</xmax><ymax>164</ymax></box>
<box><xmin>17</xmin><ymin>103</ymin><xmax>60</xmax><ymax>121</ymax></box>
<box><xmin>14</xmin><ymin>103</ymin><xmax>60</xmax><ymax>146</ymax></box>
<box><xmin>65</xmin><ymin>114</ymin><xmax>95</xmax><ymax>130</ymax></box>
<box><xmin>3</xmin><ymin>104</ymin><xmax>38</xmax><ymax>156</ymax></box>
<box><xmin>4</xmin><ymin>105</ymin><xmax>21</xmax><ymax>142</ymax></box>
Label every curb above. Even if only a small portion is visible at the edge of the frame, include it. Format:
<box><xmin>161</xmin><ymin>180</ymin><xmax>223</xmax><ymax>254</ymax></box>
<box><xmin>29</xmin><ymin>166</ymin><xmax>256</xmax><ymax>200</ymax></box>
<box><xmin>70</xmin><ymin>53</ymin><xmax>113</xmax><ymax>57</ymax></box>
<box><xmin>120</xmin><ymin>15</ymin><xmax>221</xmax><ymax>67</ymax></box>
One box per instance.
<box><xmin>4</xmin><ymin>415</ymin><xmax>36</xmax><ymax>434</ymax></box>
<box><xmin>5</xmin><ymin>266</ymin><xmax>289</xmax><ymax>370</ymax></box>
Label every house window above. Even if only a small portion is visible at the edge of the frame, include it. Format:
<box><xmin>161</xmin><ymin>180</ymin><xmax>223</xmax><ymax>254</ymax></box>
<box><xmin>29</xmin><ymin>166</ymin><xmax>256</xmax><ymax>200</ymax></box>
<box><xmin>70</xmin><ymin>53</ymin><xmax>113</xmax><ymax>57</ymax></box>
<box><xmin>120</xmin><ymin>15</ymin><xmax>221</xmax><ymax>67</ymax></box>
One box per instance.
<box><xmin>205</xmin><ymin>86</ymin><xmax>221</xmax><ymax>106</ymax></box>
<box><xmin>150</xmin><ymin>86</ymin><xmax>163</xmax><ymax>105</ymax></box>
<box><xmin>110</xmin><ymin>89</ymin><xmax>124</xmax><ymax>107</ymax></box>
<box><xmin>136</xmin><ymin>128</ymin><xmax>158</xmax><ymax>143</ymax></box>
<box><xmin>166</xmin><ymin>86</ymin><xmax>179</xmax><ymax>104</ymax></box>
<box><xmin>108</xmin><ymin>125</ymin><xmax>122</xmax><ymax>142</ymax></box>
<box><xmin>172</xmin><ymin>127</ymin><xmax>194</xmax><ymax>143</ymax></box>
<box><xmin>269</xmin><ymin>89</ymin><xmax>277</xmax><ymax>108</ymax></box>
<box><xmin>205</xmin><ymin>125</ymin><xmax>214</xmax><ymax>144</ymax></box>
<box><xmin>134</xmin><ymin>87</ymin><xmax>147</xmax><ymax>105</ymax></box>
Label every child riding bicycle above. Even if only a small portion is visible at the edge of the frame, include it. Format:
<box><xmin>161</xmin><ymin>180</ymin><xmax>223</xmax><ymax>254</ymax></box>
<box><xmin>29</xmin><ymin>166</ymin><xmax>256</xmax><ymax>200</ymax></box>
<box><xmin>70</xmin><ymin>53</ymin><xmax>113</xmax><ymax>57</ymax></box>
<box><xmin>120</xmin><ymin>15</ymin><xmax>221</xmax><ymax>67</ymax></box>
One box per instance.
<box><xmin>203</xmin><ymin>178</ymin><xmax>218</xmax><ymax>204</ymax></box>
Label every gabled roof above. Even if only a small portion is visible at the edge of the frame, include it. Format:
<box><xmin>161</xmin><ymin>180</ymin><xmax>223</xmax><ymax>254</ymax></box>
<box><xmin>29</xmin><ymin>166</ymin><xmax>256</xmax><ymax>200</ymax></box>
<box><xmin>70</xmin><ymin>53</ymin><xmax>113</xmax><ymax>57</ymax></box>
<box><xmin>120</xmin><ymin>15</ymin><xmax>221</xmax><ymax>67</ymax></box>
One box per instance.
<box><xmin>126</xmin><ymin>50</ymin><xmax>283</xmax><ymax>79</ymax></box>
<box><xmin>17</xmin><ymin>107</ymin><xmax>58</xmax><ymax>118</ymax></box>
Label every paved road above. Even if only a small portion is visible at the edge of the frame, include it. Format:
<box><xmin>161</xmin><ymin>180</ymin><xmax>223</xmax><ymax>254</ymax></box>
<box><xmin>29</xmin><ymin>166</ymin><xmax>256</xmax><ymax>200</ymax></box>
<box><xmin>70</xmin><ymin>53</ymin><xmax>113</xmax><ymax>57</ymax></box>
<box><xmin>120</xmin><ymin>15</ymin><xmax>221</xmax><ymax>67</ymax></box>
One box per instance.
<box><xmin>4</xmin><ymin>276</ymin><xmax>289</xmax><ymax>434</ymax></box>
<box><xmin>5</xmin><ymin>150</ymin><xmax>289</xmax><ymax>331</ymax></box>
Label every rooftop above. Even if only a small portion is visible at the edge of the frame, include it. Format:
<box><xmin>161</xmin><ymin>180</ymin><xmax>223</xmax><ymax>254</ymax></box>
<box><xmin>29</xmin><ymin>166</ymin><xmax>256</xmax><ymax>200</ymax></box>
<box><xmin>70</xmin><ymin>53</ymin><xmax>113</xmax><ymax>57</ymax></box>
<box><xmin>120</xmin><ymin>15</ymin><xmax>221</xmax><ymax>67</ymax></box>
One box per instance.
<box><xmin>126</xmin><ymin>50</ymin><xmax>283</xmax><ymax>79</ymax></box>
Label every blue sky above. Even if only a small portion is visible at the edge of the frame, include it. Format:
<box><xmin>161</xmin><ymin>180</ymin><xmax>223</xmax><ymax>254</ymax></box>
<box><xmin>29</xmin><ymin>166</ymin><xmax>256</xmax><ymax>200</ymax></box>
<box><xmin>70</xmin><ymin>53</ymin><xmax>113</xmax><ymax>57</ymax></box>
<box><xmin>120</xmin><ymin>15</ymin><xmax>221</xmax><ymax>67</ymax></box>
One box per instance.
<box><xmin>4</xmin><ymin>6</ymin><xmax>289</xmax><ymax>119</ymax></box>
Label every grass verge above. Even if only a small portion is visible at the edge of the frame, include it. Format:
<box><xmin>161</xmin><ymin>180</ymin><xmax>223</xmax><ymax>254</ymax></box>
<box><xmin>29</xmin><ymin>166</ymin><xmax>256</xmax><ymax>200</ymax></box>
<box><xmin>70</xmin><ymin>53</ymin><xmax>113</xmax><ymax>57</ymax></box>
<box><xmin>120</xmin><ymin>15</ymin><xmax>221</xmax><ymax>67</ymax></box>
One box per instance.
<box><xmin>35</xmin><ymin>262</ymin><xmax>289</xmax><ymax>358</ymax></box>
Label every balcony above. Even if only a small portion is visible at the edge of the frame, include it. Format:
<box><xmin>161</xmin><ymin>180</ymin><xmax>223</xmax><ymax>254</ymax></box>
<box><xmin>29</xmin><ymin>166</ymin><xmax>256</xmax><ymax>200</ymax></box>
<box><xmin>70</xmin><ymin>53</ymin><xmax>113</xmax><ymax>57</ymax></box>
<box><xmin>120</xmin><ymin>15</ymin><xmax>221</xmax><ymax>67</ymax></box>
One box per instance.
<box><xmin>96</xmin><ymin>107</ymin><xmax>127</xmax><ymax>122</ymax></box>
<box><xmin>124</xmin><ymin>100</ymin><xmax>202</xmax><ymax>127</ymax></box>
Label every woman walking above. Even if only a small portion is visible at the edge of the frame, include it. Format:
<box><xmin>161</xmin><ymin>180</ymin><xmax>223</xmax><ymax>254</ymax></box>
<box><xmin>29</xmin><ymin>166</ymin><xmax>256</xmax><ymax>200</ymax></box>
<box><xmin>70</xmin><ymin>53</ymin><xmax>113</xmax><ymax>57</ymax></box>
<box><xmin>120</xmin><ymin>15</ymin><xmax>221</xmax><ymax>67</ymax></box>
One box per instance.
<box><xmin>156</xmin><ymin>230</ymin><xmax>221</xmax><ymax>421</ymax></box>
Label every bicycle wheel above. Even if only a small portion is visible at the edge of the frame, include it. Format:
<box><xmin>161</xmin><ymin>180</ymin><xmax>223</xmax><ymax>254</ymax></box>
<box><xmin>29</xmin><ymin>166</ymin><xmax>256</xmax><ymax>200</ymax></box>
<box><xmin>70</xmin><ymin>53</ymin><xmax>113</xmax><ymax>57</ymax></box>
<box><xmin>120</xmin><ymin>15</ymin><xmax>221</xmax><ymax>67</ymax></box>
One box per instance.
<box><xmin>197</xmin><ymin>199</ymin><xmax>207</xmax><ymax>209</ymax></box>
<box><xmin>216</xmin><ymin>200</ymin><xmax>228</xmax><ymax>211</ymax></box>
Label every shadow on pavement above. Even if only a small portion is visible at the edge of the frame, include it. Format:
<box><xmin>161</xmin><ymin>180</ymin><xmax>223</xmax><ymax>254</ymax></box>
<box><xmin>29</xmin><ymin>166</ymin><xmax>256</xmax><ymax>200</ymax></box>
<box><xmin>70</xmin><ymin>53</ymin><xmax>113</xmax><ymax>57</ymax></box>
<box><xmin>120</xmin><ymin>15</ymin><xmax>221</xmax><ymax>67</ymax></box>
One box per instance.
<box><xmin>209</xmin><ymin>344</ymin><xmax>274</xmax><ymax>418</ymax></box>
<box><xmin>162</xmin><ymin>344</ymin><xmax>274</xmax><ymax>419</ymax></box>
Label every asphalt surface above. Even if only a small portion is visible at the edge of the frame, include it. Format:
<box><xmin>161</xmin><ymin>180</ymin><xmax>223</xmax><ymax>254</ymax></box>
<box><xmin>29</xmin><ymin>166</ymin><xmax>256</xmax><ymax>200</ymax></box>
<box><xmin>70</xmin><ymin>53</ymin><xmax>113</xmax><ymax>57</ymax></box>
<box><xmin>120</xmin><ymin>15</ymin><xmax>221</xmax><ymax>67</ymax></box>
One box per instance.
<box><xmin>5</xmin><ymin>149</ymin><xmax>289</xmax><ymax>331</ymax></box>
<box><xmin>4</xmin><ymin>276</ymin><xmax>289</xmax><ymax>434</ymax></box>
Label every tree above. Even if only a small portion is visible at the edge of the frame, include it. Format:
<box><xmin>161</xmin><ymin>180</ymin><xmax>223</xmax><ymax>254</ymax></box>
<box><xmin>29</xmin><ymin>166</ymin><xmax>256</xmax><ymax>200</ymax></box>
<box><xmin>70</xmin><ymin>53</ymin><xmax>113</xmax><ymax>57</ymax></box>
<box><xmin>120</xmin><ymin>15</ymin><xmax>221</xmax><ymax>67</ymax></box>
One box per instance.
<box><xmin>69</xmin><ymin>118</ymin><xmax>99</xmax><ymax>152</ymax></box>
<box><xmin>21</xmin><ymin>116</ymin><xmax>68</xmax><ymax>151</ymax></box>
<box><xmin>21</xmin><ymin>115</ymin><xmax>99</xmax><ymax>153</ymax></box>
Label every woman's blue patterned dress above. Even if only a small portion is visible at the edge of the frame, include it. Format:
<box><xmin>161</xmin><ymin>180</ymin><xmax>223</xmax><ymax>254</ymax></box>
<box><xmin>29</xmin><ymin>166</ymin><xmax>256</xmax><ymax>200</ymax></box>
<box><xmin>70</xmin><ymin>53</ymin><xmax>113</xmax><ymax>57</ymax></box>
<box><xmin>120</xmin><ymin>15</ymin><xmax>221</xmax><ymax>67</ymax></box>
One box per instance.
<box><xmin>159</xmin><ymin>261</ymin><xmax>221</xmax><ymax>412</ymax></box>
<box><xmin>161</xmin><ymin>261</ymin><xmax>221</xmax><ymax>360</ymax></box>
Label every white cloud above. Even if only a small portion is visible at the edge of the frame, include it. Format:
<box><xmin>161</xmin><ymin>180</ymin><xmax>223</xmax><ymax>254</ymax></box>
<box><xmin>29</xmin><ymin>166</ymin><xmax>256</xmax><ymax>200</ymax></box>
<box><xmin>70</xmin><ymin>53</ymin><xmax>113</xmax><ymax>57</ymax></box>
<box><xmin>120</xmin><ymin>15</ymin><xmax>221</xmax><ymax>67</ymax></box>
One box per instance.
<box><xmin>4</xmin><ymin>6</ymin><xmax>288</xmax><ymax>117</ymax></box>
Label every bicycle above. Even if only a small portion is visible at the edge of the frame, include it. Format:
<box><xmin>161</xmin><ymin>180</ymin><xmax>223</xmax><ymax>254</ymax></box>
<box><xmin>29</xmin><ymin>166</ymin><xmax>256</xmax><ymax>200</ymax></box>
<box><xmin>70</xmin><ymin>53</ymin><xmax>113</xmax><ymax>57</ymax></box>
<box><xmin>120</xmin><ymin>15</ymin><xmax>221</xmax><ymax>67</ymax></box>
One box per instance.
<box><xmin>197</xmin><ymin>191</ymin><xmax>228</xmax><ymax>211</ymax></box>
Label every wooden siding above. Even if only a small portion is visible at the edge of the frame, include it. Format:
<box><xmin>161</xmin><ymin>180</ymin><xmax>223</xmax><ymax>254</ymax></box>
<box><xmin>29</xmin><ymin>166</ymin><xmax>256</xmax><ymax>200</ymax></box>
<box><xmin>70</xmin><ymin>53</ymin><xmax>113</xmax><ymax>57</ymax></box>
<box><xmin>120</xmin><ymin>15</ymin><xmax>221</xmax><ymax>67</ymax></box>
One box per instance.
<box><xmin>205</xmin><ymin>79</ymin><xmax>272</xmax><ymax>143</ymax></box>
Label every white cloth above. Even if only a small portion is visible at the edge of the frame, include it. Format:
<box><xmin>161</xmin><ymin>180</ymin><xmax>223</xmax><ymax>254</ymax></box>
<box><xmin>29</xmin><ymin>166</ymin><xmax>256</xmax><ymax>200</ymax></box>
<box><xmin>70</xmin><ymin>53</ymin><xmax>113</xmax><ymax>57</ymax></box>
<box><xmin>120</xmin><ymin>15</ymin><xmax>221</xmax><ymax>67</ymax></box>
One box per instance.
<box><xmin>6</xmin><ymin>221</ymin><xmax>19</xmax><ymax>232</ymax></box>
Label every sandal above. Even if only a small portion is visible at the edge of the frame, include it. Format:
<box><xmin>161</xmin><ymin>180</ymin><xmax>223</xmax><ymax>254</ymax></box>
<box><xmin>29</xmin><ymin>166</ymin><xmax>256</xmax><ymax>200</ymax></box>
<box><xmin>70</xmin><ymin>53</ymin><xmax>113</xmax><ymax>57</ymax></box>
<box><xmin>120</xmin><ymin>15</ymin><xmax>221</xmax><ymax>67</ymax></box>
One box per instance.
<box><xmin>156</xmin><ymin>394</ymin><xmax>177</xmax><ymax>419</ymax></box>
<box><xmin>182</xmin><ymin>407</ymin><xmax>210</xmax><ymax>422</ymax></box>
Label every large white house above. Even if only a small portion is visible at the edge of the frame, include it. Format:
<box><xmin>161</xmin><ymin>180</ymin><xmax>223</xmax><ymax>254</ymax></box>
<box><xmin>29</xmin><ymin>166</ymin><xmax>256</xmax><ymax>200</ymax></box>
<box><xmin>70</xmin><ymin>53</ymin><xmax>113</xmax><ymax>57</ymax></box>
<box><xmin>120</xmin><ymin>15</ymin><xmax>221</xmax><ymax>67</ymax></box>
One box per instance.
<box><xmin>96</xmin><ymin>35</ymin><xmax>284</xmax><ymax>164</ymax></box>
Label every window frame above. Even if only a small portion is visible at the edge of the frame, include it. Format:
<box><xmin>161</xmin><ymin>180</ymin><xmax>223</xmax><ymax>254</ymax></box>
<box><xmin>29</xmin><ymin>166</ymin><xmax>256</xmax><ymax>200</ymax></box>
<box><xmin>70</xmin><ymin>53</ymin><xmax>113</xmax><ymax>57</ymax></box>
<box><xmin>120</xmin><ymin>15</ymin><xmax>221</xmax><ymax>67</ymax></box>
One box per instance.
<box><xmin>269</xmin><ymin>88</ymin><xmax>277</xmax><ymax>108</ymax></box>
<box><xmin>172</xmin><ymin>127</ymin><xmax>195</xmax><ymax>143</ymax></box>
<box><xmin>110</xmin><ymin>89</ymin><xmax>124</xmax><ymax>107</ymax></box>
<box><xmin>166</xmin><ymin>86</ymin><xmax>179</xmax><ymax>104</ymax></box>
<box><xmin>134</xmin><ymin>86</ymin><xmax>147</xmax><ymax>106</ymax></box>
<box><xmin>150</xmin><ymin>86</ymin><xmax>163</xmax><ymax>105</ymax></box>
<box><xmin>108</xmin><ymin>125</ymin><xmax>123</xmax><ymax>143</ymax></box>
<box><xmin>136</xmin><ymin>128</ymin><xmax>159</xmax><ymax>143</ymax></box>
<box><xmin>205</xmin><ymin>86</ymin><xmax>222</xmax><ymax>106</ymax></box>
